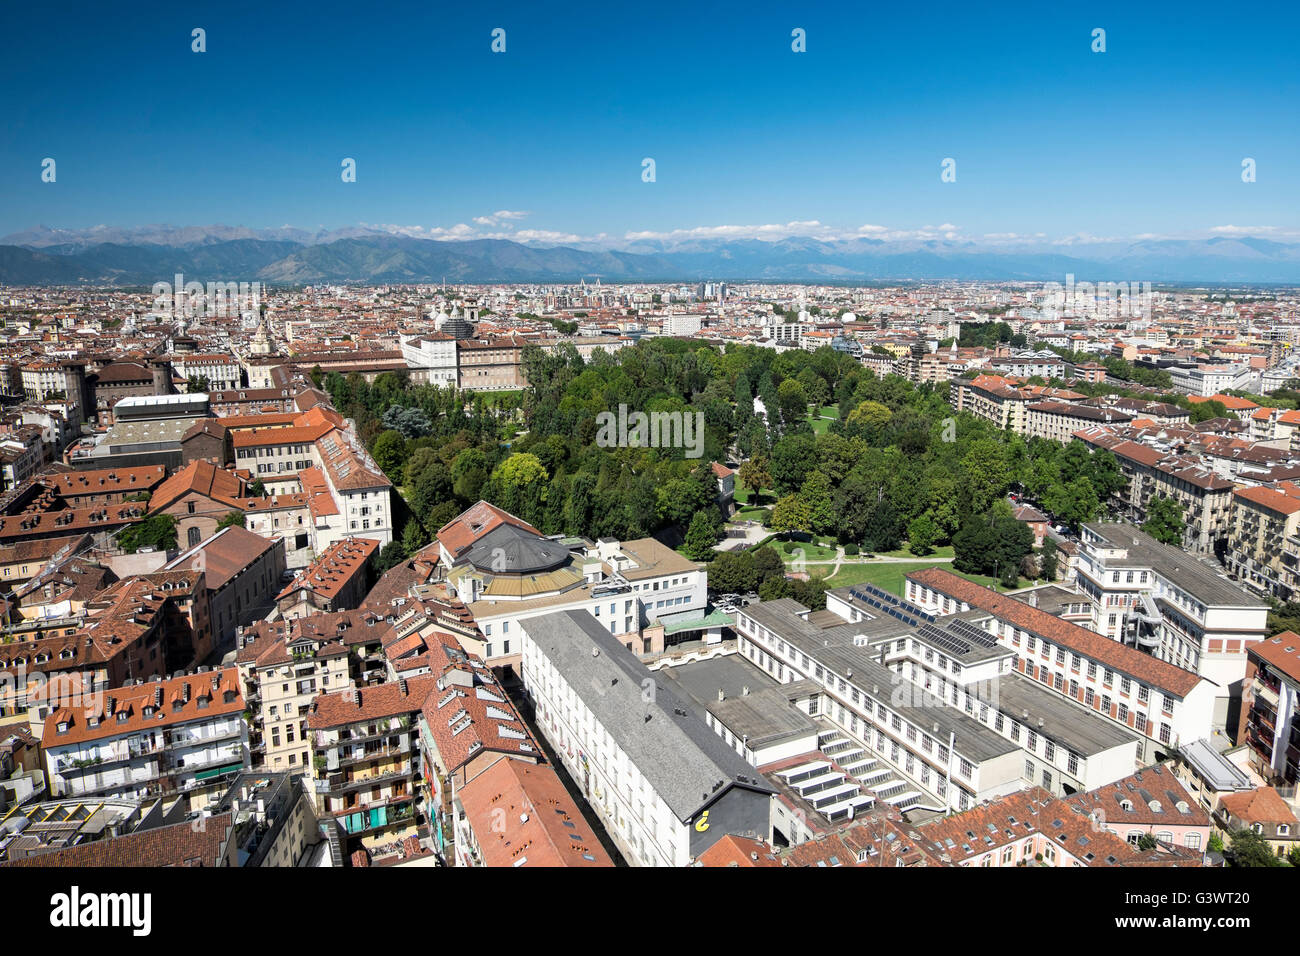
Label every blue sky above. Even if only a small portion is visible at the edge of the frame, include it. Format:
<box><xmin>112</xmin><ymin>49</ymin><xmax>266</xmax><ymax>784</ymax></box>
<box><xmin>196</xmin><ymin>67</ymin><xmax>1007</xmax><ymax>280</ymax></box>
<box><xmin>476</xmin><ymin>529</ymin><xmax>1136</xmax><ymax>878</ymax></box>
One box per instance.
<box><xmin>1</xmin><ymin>0</ymin><xmax>1297</xmax><ymax>245</ymax></box>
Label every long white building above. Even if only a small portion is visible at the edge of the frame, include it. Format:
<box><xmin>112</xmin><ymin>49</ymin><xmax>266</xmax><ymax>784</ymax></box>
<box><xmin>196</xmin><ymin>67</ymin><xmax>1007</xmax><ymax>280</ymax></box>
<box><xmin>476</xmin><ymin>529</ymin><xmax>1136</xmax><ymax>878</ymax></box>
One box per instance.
<box><xmin>518</xmin><ymin>609</ymin><xmax>774</xmax><ymax>867</ymax></box>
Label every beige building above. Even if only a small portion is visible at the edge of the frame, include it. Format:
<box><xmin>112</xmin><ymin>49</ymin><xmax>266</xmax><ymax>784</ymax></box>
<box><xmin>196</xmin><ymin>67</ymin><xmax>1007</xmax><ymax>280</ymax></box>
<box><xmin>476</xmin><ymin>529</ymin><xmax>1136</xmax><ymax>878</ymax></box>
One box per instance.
<box><xmin>1226</xmin><ymin>486</ymin><xmax>1300</xmax><ymax>599</ymax></box>
<box><xmin>1024</xmin><ymin>401</ymin><xmax>1134</xmax><ymax>444</ymax></box>
<box><xmin>236</xmin><ymin>620</ymin><xmax>354</xmax><ymax>773</ymax></box>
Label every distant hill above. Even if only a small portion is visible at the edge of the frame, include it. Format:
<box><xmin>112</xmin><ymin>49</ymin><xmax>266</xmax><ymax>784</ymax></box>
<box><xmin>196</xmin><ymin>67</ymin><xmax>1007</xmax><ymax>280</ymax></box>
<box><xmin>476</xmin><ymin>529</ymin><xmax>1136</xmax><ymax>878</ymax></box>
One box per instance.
<box><xmin>2</xmin><ymin>231</ymin><xmax>1299</xmax><ymax>285</ymax></box>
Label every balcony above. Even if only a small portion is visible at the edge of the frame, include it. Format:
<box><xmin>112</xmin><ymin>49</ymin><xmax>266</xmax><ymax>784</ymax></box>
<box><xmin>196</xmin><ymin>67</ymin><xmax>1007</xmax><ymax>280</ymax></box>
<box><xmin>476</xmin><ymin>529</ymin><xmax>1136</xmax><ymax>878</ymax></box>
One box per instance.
<box><xmin>335</xmin><ymin>740</ymin><xmax>411</xmax><ymax>768</ymax></box>
<box><xmin>322</xmin><ymin>762</ymin><xmax>414</xmax><ymax>796</ymax></box>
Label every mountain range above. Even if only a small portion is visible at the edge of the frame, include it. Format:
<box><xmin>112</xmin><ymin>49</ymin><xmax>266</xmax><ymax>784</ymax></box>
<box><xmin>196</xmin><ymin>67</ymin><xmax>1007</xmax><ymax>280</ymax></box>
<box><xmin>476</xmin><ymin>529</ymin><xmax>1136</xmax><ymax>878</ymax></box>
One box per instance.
<box><xmin>2</xmin><ymin>226</ymin><xmax>1299</xmax><ymax>285</ymax></box>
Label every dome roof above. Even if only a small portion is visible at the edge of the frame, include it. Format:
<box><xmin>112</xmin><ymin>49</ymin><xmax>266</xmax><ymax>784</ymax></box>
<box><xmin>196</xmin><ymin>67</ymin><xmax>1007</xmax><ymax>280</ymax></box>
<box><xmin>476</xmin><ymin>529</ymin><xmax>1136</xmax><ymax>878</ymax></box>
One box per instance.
<box><xmin>463</xmin><ymin>523</ymin><xmax>571</xmax><ymax>575</ymax></box>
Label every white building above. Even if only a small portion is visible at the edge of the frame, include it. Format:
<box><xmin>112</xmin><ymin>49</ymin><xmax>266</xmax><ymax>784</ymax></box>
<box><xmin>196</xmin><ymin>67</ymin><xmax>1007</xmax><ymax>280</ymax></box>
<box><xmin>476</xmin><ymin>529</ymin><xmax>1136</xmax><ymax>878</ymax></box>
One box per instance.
<box><xmin>398</xmin><ymin>331</ymin><xmax>458</xmax><ymax>387</ymax></box>
<box><xmin>1075</xmin><ymin>523</ymin><xmax>1268</xmax><ymax>729</ymax></box>
<box><xmin>1168</xmin><ymin>363</ymin><xmax>1254</xmax><ymax>397</ymax></box>
<box><xmin>42</xmin><ymin>669</ymin><xmax>248</xmax><ymax>804</ymax></box>
<box><xmin>905</xmin><ymin>567</ymin><xmax>1219</xmax><ymax>765</ymax></box>
<box><xmin>518</xmin><ymin>609</ymin><xmax>774</xmax><ymax>866</ymax></box>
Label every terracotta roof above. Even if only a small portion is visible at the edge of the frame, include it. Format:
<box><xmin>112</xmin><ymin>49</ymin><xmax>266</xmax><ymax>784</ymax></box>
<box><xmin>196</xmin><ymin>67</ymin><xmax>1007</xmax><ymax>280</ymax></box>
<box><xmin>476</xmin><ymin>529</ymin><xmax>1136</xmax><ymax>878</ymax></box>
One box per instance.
<box><xmin>456</xmin><ymin>758</ymin><xmax>613</xmax><ymax>867</ymax></box>
<box><xmin>1219</xmin><ymin>787</ymin><xmax>1299</xmax><ymax>826</ymax></box>
<box><xmin>1064</xmin><ymin>764</ymin><xmax>1210</xmax><ymax>828</ymax></box>
<box><xmin>907</xmin><ymin>567</ymin><xmax>1204</xmax><ymax>697</ymax></box>
<box><xmin>437</xmin><ymin>500</ymin><xmax>541</xmax><ymax>558</ymax></box>
<box><xmin>164</xmin><ymin>525</ymin><xmax>276</xmax><ymax>590</ymax></box>
<box><xmin>696</xmin><ymin>834</ymin><xmax>781</xmax><ymax>867</ymax></box>
<box><xmin>277</xmin><ymin>536</ymin><xmax>378</xmax><ymax>601</ymax></box>
<box><xmin>1233</xmin><ymin>485</ymin><xmax>1300</xmax><ymax>516</ymax></box>
<box><xmin>148</xmin><ymin>460</ymin><xmax>246</xmax><ymax>512</ymax></box>
<box><xmin>307</xmin><ymin>673</ymin><xmax>440</xmax><ymax>729</ymax></box>
<box><xmin>42</xmin><ymin>667</ymin><xmax>243</xmax><ymax>747</ymax></box>
<box><xmin>1249</xmin><ymin>631</ymin><xmax>1300</xmax><ymax>684</ymax></box>
<box><xmin>0</xmin><ymin>813</ymin><xmax>233</xmax><ymax>868</ymax></box>
<box><xmin>44</xmin><ymin>466</ymin><xmax>165</xmax><ymax>497</ymax></box>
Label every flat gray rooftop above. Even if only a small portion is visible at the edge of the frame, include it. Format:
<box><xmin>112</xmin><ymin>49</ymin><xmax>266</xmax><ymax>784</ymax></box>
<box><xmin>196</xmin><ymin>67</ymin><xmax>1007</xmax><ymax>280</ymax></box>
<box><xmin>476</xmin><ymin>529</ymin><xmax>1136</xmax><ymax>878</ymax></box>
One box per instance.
<box><xmin>1180</xmin><ymin>738</ymin><xmax>1252</xmax><ymax>792</ymax></box>
<box><xmin>993</xmin><ymin>673</ymin><xmax>1138</xmax><ymax>756</ymax></box>
<box><xmin>1084</xmin><ymin>523</ymin><xmax>1265</xmax><ymax>608</ymax></box>
<box><xmin>654</xmin><ymin>654</ymin><xmax>819</xmax><ymax>749</ymax></box>
<box><xmin>523</xmin><ymin>609</ymin><xmax>775</xmax><ymax>822</ymax></box>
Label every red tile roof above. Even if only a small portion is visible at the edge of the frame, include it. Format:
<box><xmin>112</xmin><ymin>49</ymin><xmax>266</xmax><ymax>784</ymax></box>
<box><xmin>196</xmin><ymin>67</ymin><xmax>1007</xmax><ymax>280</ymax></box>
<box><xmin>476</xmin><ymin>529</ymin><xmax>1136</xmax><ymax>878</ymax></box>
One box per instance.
<box><xmin>907</xmin><ymin>567</ymin><xmax>1204</xmax><ymax>697</ymax></box>
<box><xmin>456</xmin><ymin>758</ymin><xmax>613</xmax><ymax>867</ymax></box>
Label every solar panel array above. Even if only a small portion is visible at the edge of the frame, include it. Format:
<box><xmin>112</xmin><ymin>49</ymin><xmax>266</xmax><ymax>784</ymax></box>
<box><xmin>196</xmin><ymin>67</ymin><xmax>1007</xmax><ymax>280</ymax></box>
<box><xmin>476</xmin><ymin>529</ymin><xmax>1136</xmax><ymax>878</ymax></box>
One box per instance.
<box><xmin>916</xmin><ymin>622</ymin><xmax>972</xmax><ymax>657</ymax></box>
<box><xmin>848</xmin><ymin>583</ymin><xmax>936</xmax><ymax>626</ymax></box>
<box><xmin>947</xmin><ymin>617</ymin><xmax>1000</xmax><ymax>648</ymax></box>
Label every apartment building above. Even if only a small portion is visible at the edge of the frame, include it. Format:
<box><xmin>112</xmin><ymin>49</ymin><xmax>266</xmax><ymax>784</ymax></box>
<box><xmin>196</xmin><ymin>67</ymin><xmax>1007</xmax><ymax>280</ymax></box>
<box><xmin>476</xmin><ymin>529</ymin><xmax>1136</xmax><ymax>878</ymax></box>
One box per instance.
<box><xmin>905</xmin><ymin>567</ymin><xmax>1217</xmax><ymax>764</ymax></box>
<box><xmin>905</xmin><ymin>786</ymin><xmax>1202</xmax><ymax>868</ymax></box>
<box><xmin>950</xmin><ymin>375</ymin><xmax>1031</xmax><ymax>432</ymax></box>
<box><xmin>519</xmin><ymin>609</ymin><xmax>775</xmax><ymax>866</ymax></box>
<box><xmin>229</xmin><ymin>406</ymin><xmax>340</xmax><ymax>477</ymax></box>
<box><xmin>1217</xmin><ymin>786</ymin><xmax>1299</xmax><ymax>860</ymax></box>
<box><xmin>206</xmin><ymin>386</ymin><xmax>303</xmax><ymax>417</ymax></box>
<box><xmin>1074</xmin><ymin>430</ymin><xmax>1235</xmax><ymax>553</ymax></box>
<box><xmin>306</xmin><ymin>676</ymin><xmax>436</xmax><ymax>857</ymax></box>
<box><xmin>1075</xmin><ymin>523</ymin><xmax>1268</xmax><ymax>725</ymax></box>
<box><xmin>163</xmin><ymin>525</ymin><xmax>287</xmax><ymax>653</ymax></box>
<box><xmin>0</xmin><ymin>533</ymin><xmax>90</xmax><ymax>587</ymax></box>
<box><xmin>235</xmin><ymin>620</ymin><xmax>354</xmax><ymax>773</ymax></box>
<box><xmin>1063</xmin><ymin>764</ymin><xmax>1213</xmax><ymax>852</ymax></box>
<box><xmin>276</xmin><ymin>536</ymin><xmax>378</xmax><ymax>619</ymax></box>
<box><xmin>454</xmin><ymin>758</ymin><xmax>613</xmax><ymax>867</ymax></box>
<box><xmin>41</xmin><ymin>668</ymin><xmax>248</xmax><ymax>805</ymax></box>
<box><xmin>1024</xmin><ymin>401</ymin><xmax>1133</xmax><ymax>443</ymax></box>
<box><xmin>1236</xmin><ymin>632</ymin><xmax>1300</xmax><ymax>787</ymax></box>
<box><xmin>171</xmin><ymin>353</ymin><xmax>243</xmax><ymax>391</ymax></box>
<box><xmin>413</xmin><ymin>637</ymin><xmax>561</xmax><ymax>865</ymax></box>
<box><xmin>43</xmin><ymin>465</ymin><xmax>166</xmax><ymax>507</ymax></box>
<box><xmin>1226</xmin><ymin>485</ymin><xmax>1300</xmax><ymax>599</ymax></box>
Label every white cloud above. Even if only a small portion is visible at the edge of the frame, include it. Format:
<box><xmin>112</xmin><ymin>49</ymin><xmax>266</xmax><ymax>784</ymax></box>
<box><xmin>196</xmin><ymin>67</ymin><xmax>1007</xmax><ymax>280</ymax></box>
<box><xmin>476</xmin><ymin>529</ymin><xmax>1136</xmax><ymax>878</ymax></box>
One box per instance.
<box><xmin>473</xmin><ymin>210</ymin><xmax>532</xmax><ymax>227</ymax></box>
<box><xmin>1209</xmin><ymin>224</ymin><xmax>1299</xmax><ymax>237</ymax></box>
<box><xmin>355</xmin><ymin>220</ymin><xmax>1300</xmax><ymax>249</ymax></box>
<box><xmin>624</xmin><ymin>220</ymin><xmax>838</xmax><ymax>242</ymax></box>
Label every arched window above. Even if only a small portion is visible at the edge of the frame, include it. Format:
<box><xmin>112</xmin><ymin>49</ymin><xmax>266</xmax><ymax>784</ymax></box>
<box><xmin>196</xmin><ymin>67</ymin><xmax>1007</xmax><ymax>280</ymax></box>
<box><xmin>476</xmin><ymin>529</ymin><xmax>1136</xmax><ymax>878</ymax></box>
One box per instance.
<box><xmin>188</xmin><ymin>526</ymin><xmax>202</xmax><ymax>547</ymax></box>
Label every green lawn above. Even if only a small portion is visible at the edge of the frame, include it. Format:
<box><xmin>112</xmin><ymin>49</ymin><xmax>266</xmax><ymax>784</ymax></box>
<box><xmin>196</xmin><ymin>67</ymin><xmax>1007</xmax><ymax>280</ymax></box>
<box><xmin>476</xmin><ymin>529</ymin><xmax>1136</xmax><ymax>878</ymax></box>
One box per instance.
<box><xmin>880</xmin><ymin>544</ymin><xmax>956</xmax><ymax>559</ymax></box>
<box><xmin>734</xmin><ymin>505</ymin><xmax>770</xmax><ymax>522</ymax></box>
<box><xmin>779</xmin><ymin>542</ymin><xmax>839</xmax><ymax>563</ymax></box>
<box><xmin>806</xmin><ymin>404</ymin><xmax>840</xmax><ymax>435</ymax></box>
<box><xmin>819</xmin><ymin>560</ymin><xmax>1026</xmax><ymax>595</ymax></box>
<box><xmin>733</xmin><ymin>485</ymin><xmax>775</xmax><ymax>505</ymax></box>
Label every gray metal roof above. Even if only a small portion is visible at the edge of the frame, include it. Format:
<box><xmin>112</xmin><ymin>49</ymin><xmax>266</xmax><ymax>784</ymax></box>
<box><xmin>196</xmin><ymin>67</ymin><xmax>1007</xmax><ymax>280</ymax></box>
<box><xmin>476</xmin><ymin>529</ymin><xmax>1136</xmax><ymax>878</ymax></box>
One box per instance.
<box><xmin>522</xmin><ymin>609</ymin><xmax>775</xmax><ymax>822</ymax></box>
<box><xmin>741</xmin><ymin>600</ymin><xmax>1018</xmax><ymax>764</ymax></box>
<box><xmin>1180</xmin><ymin>738</ymin><xmax>1252</xmax><ymax>792</ymax></box>
<box><xmin>1084</xmin><ymin>523</ymin><xmax>1266</xmax><ymax>608</ymax></box>
<box><xmin>655</xmin><ymin>654</ymin><xmax>819</xmax><ymax>749</ymax></box>
<box><xmin>993</xmin><ymin>673</ymin><xmax>1139</xmax><ymax>757</ymax></box>
<box><xmin>463</xmin><ymin>522</ymin><xmax>571</xmax><ymax>574</ymax></box>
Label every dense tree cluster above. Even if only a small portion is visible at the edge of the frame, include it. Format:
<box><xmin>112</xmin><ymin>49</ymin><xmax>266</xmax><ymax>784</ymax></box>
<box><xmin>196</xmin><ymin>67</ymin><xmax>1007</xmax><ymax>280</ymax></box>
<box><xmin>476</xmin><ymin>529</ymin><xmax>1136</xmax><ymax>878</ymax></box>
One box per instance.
<box><xmin>334</xmin><ymin>338</ymin><xmax>1139</xmax><ymax>586</ymax></box>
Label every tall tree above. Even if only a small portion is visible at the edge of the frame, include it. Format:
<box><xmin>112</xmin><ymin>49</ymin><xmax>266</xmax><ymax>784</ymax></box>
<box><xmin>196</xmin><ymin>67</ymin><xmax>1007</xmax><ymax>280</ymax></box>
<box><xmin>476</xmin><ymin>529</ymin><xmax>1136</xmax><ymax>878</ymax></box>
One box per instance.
<box><xmin>1142</xmin><ymin>495</ymin><xmax>1185</xmax><ymax>546</ymax></box>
